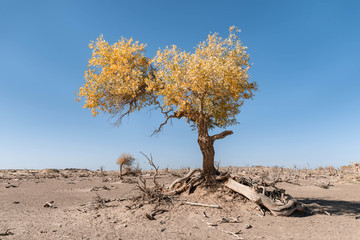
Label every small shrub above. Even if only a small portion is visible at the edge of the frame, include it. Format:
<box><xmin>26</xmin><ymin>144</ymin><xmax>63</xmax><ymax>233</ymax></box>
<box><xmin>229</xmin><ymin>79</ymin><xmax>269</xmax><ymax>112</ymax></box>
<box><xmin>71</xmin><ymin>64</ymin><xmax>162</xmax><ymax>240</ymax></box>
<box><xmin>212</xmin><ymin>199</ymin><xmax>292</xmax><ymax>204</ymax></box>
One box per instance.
<box><xmin>116</xmin><ymin>153</ymin><xmax>135</xmax><ymax>179</ymax></box>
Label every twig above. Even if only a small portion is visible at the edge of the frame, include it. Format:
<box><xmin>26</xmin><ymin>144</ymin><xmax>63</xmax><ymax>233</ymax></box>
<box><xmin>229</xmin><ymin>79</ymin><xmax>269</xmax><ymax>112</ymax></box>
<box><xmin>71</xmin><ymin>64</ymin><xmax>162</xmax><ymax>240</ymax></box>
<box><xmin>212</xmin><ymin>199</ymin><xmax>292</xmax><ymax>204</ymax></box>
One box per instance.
<box><xmin>206</xmin><ymin>222</ymin><xmax>218</xmax><ymax>227</ymax></box>
<box><xmin>218</xmin><ymin>216</ymin><xmax>241</xmax><ymax>223</ymax></box>
<box><xmin>0</xmin><ymin>229</ymin><xmax>14</xmax><ymax>236</ymax></box>
<box><xmin>185</xmin><ymin>201</ymin><xmax>221</xmax><ymax>209</ymax></box>
<box><xmin>145</xmin><ymin>213</ymin><xmax>155</xmax><ymax>220</ymax></box>
<box><xmin>223</xmin><ymin>230</ymin><xmax>243</xmax><ymax>239</ymax></box>
<box><xmin>145</xmin><ymin>209</ymin><xmax>168</xmax><ymax>220</ymax></box>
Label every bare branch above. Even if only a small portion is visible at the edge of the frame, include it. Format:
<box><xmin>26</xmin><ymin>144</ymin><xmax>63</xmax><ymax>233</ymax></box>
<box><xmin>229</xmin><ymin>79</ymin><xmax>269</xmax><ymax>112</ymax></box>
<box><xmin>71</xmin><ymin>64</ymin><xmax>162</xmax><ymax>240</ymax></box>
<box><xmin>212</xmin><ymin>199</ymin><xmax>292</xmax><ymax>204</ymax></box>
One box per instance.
<box><xmin>151</xmin><ymin>114</ymin><xmax>176</xmax><ymax>136</ymax></box>
<box><xmin>211</xmin><ymin>130</ymin><xmax>233</xmax><ymax>141</ymax></box>
<box><xmin>151</xmin><ymin>112</ymin><xmax>184</xmax><ymax>136</ymax></box>
<box><xmin>157</xmin><ymin>104</ymin><xmax>172</xmax><ymax>117</ymax></box>
<box><xmin>140</xmin><ymin>152</ymin><xmax>161</xmax><ymax>189</ymax></box>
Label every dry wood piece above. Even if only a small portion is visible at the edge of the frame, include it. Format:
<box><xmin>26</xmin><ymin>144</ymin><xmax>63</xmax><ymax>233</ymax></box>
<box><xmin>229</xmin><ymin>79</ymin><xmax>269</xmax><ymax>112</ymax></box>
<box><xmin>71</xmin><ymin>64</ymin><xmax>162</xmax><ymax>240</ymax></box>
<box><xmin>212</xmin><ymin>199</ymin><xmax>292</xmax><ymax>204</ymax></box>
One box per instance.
<box><xmin>91</xmin><ymin>186</ymin><xmax>110</xmax><ymax>191</ymax></box>
<box><xmin>303</xmin><ymin>203</ymin><xmax>331</xmax><ymax>215</ymax></box>
<box><xmin>205</xmin><ymin>222</ymin><xmax>218</xmax><ymax>227</ymax></box>
<box><xmin>43</xmin><ymin>201</ymin><xmax>54</xmax><ymax>208</ymax></box>
<box><xmin>225</xmin><ymin>178</ymin><xmax>305</xmax><ymax>216</ymax></box>
<box><xmin>0</xmin><ymin>229</ymin><xmax>14</xmax><ymax>236</ymax></box>
<box><xmin>203</xmin><ymin>211</ymin><xmax>209</xmax><ymax>218</ymax></box>
<box><xmin>223</xmin><ymin>230</ymin><xmax>243</xmax><ymax>239</ymax></box>
<box><xmin>145</xmin><ymin>213</ymin><xmax>155</xmax><ymax>220</ymax></box>
<box><xmin>225</xmin><ymin>178</ymin><xmax>261</xmax><ymax>203</ymax></box>
<box><xmin>145</xmin><ymin>209</ymin><xmax>168</xmax><ymax>220</ymax></box>
<box><xmin>218</xmin><ymin>216</ymin><xmax>241</xmax><ymax>223</ymax></box>
<box><xmin>185</xmin><ymin>201</ymin><xmax>221</xmax><ymax>209</ymax></box>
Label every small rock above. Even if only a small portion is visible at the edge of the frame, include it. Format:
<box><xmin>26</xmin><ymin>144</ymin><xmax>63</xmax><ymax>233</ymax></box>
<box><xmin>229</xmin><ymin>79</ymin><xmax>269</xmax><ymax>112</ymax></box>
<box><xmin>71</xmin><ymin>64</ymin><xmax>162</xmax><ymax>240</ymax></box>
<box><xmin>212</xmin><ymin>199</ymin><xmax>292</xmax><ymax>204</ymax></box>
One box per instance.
<box><xmin>161</xmin><ymin>228</ymin><xmax>165</xmax><ymax>232</ymax></box>
<box><xmin>123</xmin><ymin>224</ymin><xmax>127</xmax><ymax>228</ymax></box>
<box><xmin>13</xmin><ymin>201</ymin><xmax>20</xmax><ymax>204</ymax></box>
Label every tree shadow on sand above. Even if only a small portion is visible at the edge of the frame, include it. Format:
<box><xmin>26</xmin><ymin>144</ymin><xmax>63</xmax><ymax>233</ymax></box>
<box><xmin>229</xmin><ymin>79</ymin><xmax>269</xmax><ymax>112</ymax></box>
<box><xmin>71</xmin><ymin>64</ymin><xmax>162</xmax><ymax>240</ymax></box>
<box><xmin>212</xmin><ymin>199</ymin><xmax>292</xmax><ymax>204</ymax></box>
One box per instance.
<box><xmin>295</xmin><ymin>198</ymin><xmax>360</xmax><ymax>217</ymax></box>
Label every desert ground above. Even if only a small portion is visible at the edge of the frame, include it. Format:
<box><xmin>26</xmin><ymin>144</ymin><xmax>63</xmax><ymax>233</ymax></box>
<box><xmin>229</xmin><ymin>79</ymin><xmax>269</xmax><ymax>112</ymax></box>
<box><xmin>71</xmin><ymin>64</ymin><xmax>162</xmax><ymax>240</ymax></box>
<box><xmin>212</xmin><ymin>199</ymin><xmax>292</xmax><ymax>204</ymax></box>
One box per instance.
<box><xmin>1</xmin><ymin>164</ymin><xmax>360</xmax><ymax>240</ymax></box>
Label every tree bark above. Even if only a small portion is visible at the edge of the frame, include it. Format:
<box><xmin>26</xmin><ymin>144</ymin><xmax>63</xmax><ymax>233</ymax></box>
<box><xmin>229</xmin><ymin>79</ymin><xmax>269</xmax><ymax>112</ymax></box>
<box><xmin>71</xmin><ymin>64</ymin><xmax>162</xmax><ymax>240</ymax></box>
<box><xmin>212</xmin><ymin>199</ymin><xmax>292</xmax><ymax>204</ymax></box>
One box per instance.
<box><xmin>198</xmin><ymin>135</ymin><xmax>217</xmax><ymax>178</ymax></box>
<box><xmin>198</xmin><ymin>129</ymin><xmax>234</xmax><ymax>178</ymax></box>
<box><xmin>197</xmin><ymin>105</ymin><xmax>233</xmax><ymax>179</ymax></box>
<box><xmin>119</xmin><ymin>165</ymin><xmax>123</xmax><ymax>179</ymax></box>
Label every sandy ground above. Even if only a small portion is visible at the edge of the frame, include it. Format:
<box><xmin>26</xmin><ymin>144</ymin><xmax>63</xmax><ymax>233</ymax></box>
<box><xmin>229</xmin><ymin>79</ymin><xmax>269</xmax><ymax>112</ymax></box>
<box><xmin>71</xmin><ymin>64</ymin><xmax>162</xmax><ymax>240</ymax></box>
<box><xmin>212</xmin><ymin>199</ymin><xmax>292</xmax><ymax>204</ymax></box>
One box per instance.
<box><xmin>0</xmin><ymin>167</ymin><xmax>360</xmax><ymax>240</ymax></box>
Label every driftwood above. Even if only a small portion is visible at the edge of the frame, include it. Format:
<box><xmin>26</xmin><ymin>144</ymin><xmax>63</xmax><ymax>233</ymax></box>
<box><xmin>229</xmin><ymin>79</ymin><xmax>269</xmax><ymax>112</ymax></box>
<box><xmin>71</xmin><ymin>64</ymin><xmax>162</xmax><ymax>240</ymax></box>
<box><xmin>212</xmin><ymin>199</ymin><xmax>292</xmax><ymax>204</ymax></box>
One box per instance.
<box><xmin>225</xmin><ymin>178</ymin><xmax>305</xmax><ymax>216</ymax></box>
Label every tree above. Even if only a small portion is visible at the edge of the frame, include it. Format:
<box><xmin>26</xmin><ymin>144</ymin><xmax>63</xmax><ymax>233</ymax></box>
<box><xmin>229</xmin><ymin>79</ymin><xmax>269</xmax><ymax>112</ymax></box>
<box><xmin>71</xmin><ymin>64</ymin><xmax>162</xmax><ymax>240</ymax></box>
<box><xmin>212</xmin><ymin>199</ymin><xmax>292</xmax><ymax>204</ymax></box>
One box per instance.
<box><xmin>116</xmin><ymin>153</ymin><xmax>135</xmax><ymax>179</ymax></box>
<box><xmin>77</xmin><ymin>26</ymin><xmax>257</xmax><ymax>179</ymax></box>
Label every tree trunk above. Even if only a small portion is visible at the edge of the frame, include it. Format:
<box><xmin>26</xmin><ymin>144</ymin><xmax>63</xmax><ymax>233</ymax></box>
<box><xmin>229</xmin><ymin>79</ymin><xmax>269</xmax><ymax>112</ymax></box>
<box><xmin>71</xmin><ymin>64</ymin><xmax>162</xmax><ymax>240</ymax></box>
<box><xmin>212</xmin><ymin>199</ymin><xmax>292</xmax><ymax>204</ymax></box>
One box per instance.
<box><xmin>198</xmin><ymin>118</ymin><xmax>218</xmax><ymax>178</ymax></box>
<box><xmin>119</xmin><ymin>165</ymin><xmax>123</xmax><ymax>179</ymax></box>
<box><xmin>197</xmin><ymin>109</ymin><xmax>233</xmax><ymax>179</ymax></box>
<box><xmin>198</xmin><ymin>135</ymin><xmax>217</xmax><ymax>178</ymax></box>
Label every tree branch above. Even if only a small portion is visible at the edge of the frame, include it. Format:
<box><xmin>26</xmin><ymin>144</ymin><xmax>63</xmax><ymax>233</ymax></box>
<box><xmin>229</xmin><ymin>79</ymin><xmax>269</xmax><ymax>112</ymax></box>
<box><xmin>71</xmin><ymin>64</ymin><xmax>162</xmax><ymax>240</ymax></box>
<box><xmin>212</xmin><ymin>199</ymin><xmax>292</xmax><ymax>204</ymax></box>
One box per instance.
<box><xmin>151</xmin><ymin>111</ymin><xmax>184</xmax><ymax>136</ymax></box>
<box><xmin>210</xmin><ymin>130</ymin><xmax>233</xmax><ymax>141</ymax></box>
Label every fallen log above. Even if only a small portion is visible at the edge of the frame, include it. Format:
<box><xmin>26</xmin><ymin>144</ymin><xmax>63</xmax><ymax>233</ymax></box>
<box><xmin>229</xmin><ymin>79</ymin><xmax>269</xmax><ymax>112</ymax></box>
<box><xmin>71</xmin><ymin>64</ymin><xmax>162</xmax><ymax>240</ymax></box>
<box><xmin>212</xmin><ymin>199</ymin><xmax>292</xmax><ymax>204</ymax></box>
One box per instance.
<box><xmin>225</xmin><ymin>178</ymin><xmax>305</xmax><ymax>216</ymax></box>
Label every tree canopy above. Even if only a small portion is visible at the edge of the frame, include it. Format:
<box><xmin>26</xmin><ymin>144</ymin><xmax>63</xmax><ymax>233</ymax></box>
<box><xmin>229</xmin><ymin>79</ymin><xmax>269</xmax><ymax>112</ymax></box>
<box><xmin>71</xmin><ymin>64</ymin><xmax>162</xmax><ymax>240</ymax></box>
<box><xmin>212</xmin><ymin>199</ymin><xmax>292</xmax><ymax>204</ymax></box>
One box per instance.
<box><xmin>77</xmin><ymin>26</ymin><xmax>257</xmax><ymax>177</ymax></box>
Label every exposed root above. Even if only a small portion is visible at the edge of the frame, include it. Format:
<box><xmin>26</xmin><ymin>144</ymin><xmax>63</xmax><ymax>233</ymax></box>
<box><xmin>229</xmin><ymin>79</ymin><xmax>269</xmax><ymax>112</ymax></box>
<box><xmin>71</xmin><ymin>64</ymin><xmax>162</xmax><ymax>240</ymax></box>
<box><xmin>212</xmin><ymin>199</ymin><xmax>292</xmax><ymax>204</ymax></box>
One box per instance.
<box><xmin>168</xmin><ymin>168</ymin><xmax>229</xmax><ymax>195</ymax></box>
<box><xmin>167</xmin><ymin>172</ymin><xmax>204</xmax><ymax>195</ymax></box>
<box><xmin>168</xmin><ymin>168</ymin><xmax>202</xmax><ymax>189</ymax></box>
<box><xmin>137</xmin><ymin>166</ymin><xmax>314</xmax><ymax>217</ymax></box>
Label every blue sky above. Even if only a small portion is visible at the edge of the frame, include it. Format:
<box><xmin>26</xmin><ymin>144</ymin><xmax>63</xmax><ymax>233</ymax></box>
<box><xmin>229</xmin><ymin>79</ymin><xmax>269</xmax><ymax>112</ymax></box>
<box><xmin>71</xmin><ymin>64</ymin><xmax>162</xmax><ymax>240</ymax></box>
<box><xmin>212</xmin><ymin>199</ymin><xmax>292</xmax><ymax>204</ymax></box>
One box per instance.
<box><xmin>0</xmin><ymin>1</ymin><xmax>359</xmax><ymax>170</ymax></box>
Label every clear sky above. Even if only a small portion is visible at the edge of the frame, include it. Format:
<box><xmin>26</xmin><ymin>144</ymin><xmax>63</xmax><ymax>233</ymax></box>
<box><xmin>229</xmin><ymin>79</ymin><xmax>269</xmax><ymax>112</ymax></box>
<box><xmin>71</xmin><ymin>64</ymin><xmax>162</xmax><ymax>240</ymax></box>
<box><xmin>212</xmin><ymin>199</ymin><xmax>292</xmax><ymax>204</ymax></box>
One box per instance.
<box><xmin>1</xmin><ymin>1</ymin><xmax>359</xmax><ymax>170</ymax></box>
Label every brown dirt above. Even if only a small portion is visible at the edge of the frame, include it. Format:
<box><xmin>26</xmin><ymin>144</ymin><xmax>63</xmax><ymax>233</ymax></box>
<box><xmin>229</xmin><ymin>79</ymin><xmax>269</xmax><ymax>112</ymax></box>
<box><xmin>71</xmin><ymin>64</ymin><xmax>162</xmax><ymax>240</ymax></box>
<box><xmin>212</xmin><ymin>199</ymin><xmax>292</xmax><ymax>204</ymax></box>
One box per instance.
<box><xmin>0</xmin><ymin>166</ymin><xmax>359</xmax><ymax>240</ymax></box>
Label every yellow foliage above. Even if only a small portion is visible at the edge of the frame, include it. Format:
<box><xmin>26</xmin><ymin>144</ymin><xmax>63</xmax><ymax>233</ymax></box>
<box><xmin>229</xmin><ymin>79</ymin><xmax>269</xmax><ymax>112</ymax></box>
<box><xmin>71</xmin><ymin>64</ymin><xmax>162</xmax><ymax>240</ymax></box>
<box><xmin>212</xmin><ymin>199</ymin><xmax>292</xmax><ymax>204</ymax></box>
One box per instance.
<box><xmin>77</xmin><ymin>26</ymin><xmax>257</xmax><ymax>131</ymax></box>
<box><xmin>77</xmin><ymin>35</ymin><xmax>155</xmax><ymax>118</ymax></box>
<box><xmin>151</xmin><ymin>26</ymin><xmax>256</xmax><ymax>129</ymax></box>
